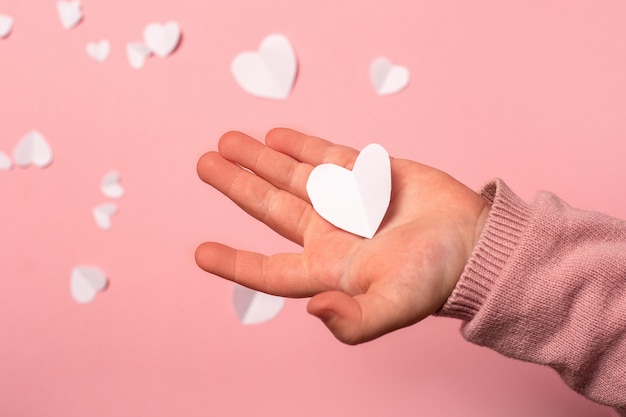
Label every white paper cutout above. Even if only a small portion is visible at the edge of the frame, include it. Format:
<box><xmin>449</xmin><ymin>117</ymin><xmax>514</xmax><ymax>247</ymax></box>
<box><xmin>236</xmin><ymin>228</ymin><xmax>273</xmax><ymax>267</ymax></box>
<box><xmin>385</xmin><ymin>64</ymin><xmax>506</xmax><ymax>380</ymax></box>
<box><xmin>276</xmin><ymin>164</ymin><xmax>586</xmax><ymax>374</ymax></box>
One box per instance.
<box><xmin>231</xmin><ymin>33</ymin><xmax>297</xmax><ymax>100</ymax></box>
<box><xmin>0</xmin><ymin>151</ymin><xmax>12</xmax><ymax>171</ymax></box>
<box><xmin>86</xmin><ymin>40</ymin><xmax>110</xmax><ymax>62</ymax></box>
<box><xmin>143</xmin><ymin>21</ymin><xmax>181</xmax><ymax>58</ymax></box>
<box><xmin>71</xmin><ymin>266</ymin><xmax>107</xmax><ymax>304</ymax></box>
<box><xmin>56</xmin><ymin>0</ymin><xmax>83</xmax><ymax>30</ymax></box>
<box><xmin>370</xmin><ymin>56</ymin><xmax>410</xmax><ymax>96</ymax></box>
<box><xmin>13</xmin><ymin>130</ymin><xmax>53</xmax><ymax>168</ymax></box>
<box><xmin>126</xmin><ymin>42</ymin><xmax>152</xmax><ymax>69</ymax></box>
<box><xmin>100</xmin><ymin>171</ymin><xmax>124</xmax><ymax>199</ymax></box>
<box><xmin>306</xmin><ymin>144</ymin><xmax>391</xmax><ymax>238</ymax></box>
<box><xmin>93</xmin><ymin>203</ymin><xmax>118</xmax><ymax>230</ymax></box>
<box><xmin>233</xmin><ymin>284</ymin><xmax>285</xmax><ymax>325</ymax></box>
<box><xmin>0</xmin><ymin>14</ymin><xmax>13</xmax><ymax>38</ymax></box>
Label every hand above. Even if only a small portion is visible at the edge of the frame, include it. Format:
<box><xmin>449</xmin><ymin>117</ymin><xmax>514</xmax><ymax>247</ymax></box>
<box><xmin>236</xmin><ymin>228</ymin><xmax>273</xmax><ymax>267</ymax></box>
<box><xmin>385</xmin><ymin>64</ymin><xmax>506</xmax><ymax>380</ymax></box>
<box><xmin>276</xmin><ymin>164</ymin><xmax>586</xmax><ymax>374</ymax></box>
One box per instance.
<box><xmin>195</xmin><ymin>128</ymin><xmax>490</xmax><ymax>344</ymax></box>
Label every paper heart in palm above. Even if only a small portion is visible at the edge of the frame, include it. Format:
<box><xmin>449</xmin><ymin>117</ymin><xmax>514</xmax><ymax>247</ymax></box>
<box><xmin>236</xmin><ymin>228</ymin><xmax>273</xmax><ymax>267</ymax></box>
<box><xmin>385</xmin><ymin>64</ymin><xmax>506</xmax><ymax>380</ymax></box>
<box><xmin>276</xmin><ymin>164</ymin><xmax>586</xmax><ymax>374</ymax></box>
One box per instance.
<box><xmin>126</xmin><ymin>42</ymin><xmax>152</xmax><ymax>69</ymax></box>
<box><xmin>0</xmin><ymin>151</ymin><xmax>12</xmax><ymax>171</ymax></box>
<box><xmin>86</xmin><ymin>40</ymin><xmax>110</xmax><ymax>62</ymax></box>
<box><xmin>93</xmin><ymin>203</ymin><xmax>118</xmax><ymax>230</ymax></box>
<box><xmin>13</xmin><ymin>130</ymin><xmax>53</xmax><ymax>168</ymax></box>
<box><xmin>0</xmin><ymin>14</ymin><xmax>14</xmax><ymax>38</ymax></box>
<box><xmin>143</xmin><ymin>21</ymin><xmax>181</xmax><ymax>58</ymax></box>
<box><xmin>233</xmin><ymin>284</ymin><xmax>285</xmax><ymax>325</ymax></box>
<box><xmin>71</xmin><ymin>266</ymin><xmax>107</xmax><ymax>304</ymax></box>
<box><xmin>101</xmin><ymin>171</ymin><xmax>124</xmax><ymax>199</ymax></box>
<box><xmin>306</xmin><ymin>144</ymin><xmax>391</xmax><ymax>239</ymax></box>
<box><xmin>370</xmin><ymin>56</ymin><xmax>410</xmax><ymax>96</ymax></box>
<box><xmin>56</xmin><ymin>0</ymin><xmax>82</xmax><ymax>30</ymax></box>
<box><xmin>231</xmin><ymin>33</ymin><xmax>297</xmax><ymax>100</ymax></box>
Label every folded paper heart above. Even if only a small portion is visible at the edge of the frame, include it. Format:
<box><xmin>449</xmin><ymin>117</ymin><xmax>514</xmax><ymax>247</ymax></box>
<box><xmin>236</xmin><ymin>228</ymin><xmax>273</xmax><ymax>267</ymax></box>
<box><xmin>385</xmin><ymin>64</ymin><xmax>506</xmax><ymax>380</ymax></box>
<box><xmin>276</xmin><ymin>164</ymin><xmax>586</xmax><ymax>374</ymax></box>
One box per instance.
<box><xmin>126</xmin><ymin>42</ymin><xmax>152</xmax><ymax>69</ymax></box>
<box><xmin>71</xmin><ymin>266</ymin><xmax>107</xmax><ymax>304</ymax></box>
<box><xmin>143</xmin><ymin>21</ymin><xmax>181</xmax><ymax>58</ymax></box>
<box><xmin>306</xmin><ymin>143</ymin><xmax>391</xmax><ymax>238</ymax></box>
<box><xmin>13</xmin><ymin>130</ymin><xmax>53</xmax><ymax>168</ymax></box>
<box><xmin>233</xmin><ymin>284</ymin><xmax>285</xmax><ymax>325</ymax></box>
<box><xmin>370</xmin><ymin>56</ymin><xmax>410</xmax><ymax>96</ymax></box>
<box><xmin>0</xmin><ymin>14</ymin><xmax>13</xmax><ymax>38</ymax></box>
<box><xmin>101</xmin><ymin>171</ymin><xmax>124</xmax><ymax>199</ymax></box>
<box><xmin>0</xmin><ymin>151</ymin><xmax>12</xmax><ymax>171</ymax></box>
<box><xmin>93</xmin><ymin>203</ymin><xmax>118</xmax><ymax>230</ymax></box>
<box><xmin>86</xmin><ymin>40</ymin><xmax>110</xmax><ymax>62</ymax></box>
<box><xmin>231</xmin><ymin>33</ymin><xmax>297</xmax><ymax>100</ymax></box>
<box><xmin>56</xmin><ymin>0</ymin><xmax>82</xmax><ymax>30</ymax></box>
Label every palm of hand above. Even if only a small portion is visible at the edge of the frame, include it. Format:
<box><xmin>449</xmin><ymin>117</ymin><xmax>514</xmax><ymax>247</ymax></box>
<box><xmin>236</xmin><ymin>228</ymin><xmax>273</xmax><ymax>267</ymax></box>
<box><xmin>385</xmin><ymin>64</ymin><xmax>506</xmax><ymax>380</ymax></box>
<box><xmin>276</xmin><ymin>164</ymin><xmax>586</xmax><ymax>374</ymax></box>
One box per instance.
<box><xmin>196</xmin><ymin>129</ymin><xmax>489</xmax><ymax>344</ymax></box>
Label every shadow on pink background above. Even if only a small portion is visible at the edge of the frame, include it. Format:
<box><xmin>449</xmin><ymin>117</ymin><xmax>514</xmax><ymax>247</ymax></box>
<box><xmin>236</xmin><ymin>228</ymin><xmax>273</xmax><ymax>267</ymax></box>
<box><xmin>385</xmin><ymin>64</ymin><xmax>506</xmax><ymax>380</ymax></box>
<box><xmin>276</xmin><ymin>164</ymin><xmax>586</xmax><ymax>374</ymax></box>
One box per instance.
<box><xmin>0</xmin><ymin>1</ymin><xmax>623</xmax><ymax>416</ymax></box>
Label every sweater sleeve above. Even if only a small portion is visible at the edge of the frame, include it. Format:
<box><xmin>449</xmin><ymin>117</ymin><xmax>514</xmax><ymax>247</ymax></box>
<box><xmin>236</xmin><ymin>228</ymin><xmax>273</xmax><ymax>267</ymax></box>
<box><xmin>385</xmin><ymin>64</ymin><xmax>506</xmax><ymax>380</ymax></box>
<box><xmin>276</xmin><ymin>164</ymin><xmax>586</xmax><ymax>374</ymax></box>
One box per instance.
<box><xmin>438</xmin><ymin>179</ymin><xmax>626</xmax><ymax>415</ymax></box>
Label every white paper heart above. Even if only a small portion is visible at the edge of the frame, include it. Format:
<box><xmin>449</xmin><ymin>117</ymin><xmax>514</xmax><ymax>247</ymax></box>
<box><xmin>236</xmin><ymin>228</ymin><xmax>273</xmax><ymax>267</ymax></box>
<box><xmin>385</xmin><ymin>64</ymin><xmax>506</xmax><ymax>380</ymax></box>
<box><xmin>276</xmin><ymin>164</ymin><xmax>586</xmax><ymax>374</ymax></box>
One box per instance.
<box><xmin>86</xmin><ymin>40</ymin><xmax>110</xmax><ymax>62</ymax></box>
<box><xmin>370</xmin><ymin>56</ymin><xmax>410</xmax><ymax>96</ymax></box>
<box><xmin>71</xmin><ymin>266</ymin><xmax>107</xmax><ymax>304</ymax></box>
<box><xmin>143</xmin><ymin>21</ymin><xmax>181</xmax><ymax>58</ymax></box>
<box><xmin>126</xmin><ymin>42</ymin><xmax>152</xmax><ymax>69</ymax></box>
<box><xmin>101</xmin><ymin>171</ymin><xmax>124</xmax><ymax>199</ymax></box>
<box><xmin>56</xmin><ymin>0</ymin><xmax>82</xmax><ymax>30</ymax></box>
<box><xmin>233</xmin><ymin>284</ymin><xmax>285</xmax><ymax>325</ymax></box>
<box><xmin>93</xmin><ymin>203</ymin><xmax>118</xmax><ymax>230</ymax></box>
<box><xmin>0</xmin><ymin>14</ymin><xmax>14</xmax><ymax>38</ymax></box>
<box><xmin>13</xmin><ymin>130</ymin><xmax>53</xmax><ymax>168</ymax></box>
<box><xmin>306</xmin><ymin>144</ymin><xmax>391</xmax><ymax>238</ymax></box>
<box><xmin>0</xmin><ymin>151</ymin><xmax>12</xmax><ymax>171</ymax></box>
<box><xmin>231</xmin><ymin>33</ymin><xmax>297</xmax><ymax>100</ymax></box>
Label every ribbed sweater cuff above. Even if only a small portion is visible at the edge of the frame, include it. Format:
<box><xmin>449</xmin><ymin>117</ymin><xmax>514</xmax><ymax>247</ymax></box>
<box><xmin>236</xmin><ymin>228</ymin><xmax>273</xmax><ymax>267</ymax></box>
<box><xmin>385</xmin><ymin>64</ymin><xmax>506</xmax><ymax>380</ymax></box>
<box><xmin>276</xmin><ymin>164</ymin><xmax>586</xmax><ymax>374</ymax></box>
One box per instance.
<box><xmin>437</xmin><ymin>179</ymin><xmax>532</xmax><ymax>321</ymax></box>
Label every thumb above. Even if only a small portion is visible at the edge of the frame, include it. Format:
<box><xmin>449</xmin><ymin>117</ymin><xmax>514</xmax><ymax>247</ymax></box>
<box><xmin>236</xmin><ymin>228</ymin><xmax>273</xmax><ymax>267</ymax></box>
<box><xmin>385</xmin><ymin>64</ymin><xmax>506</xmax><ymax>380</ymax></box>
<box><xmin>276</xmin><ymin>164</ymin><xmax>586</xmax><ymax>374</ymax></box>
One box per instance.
<box><xmin>307</xmin><ymin>287</ymin><xmax>419</xmax><ymax>345</ymax></box>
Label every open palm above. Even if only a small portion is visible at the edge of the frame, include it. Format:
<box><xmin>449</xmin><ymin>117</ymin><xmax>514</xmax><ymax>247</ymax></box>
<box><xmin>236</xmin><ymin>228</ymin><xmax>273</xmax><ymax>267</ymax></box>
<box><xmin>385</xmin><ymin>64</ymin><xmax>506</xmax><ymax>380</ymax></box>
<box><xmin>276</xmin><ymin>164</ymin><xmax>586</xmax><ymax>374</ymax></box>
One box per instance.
<box><xmin>196</xmin><ymin>128</ymin><xmax>489</xmax><ymax>344</ymax></box>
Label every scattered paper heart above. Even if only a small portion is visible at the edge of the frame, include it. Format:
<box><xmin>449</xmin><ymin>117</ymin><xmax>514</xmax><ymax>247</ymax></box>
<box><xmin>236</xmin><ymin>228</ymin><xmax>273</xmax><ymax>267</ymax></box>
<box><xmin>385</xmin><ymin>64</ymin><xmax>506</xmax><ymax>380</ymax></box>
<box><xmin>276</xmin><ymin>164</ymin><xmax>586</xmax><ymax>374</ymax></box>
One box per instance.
<box><xmin>86</xmin><ymin>40</ymin><xmax>110</xmax><ymax>62</ymax></box>
<box><xmin>56</xmin><ymin>0</ymin><xmax>83</xmax><ymax>30</ymax></box>
<box><xmin>13</xmin><ymin>130</ymin><xmax>53</xmax><ymax>169</ymax></box>
<box><xmin>93</xmin><ymin>203</ymin><xmax>118</xmax><ymax>230</ymax></box>
<box><xmin>101</xmin><ymin>171</ymin><xmax>124</xmax><ymax>199</ymax></box>
<box><xmin>126</xmin><ymin>42</ymin><xmax>152</xmax><ymax>69</ymax></box>
<box><xmin>306</xmin><ymin>143</ymin><xmax>391</xmax><ymax>238</ymax></box>
<box><xmin>0</xmin><ymin>151</ymin><xmax>12</xmax><ymax>171</ymax></box>
<box><xmin>71</xmin><ymin>265</ymin><xmax>107</xmax><ymax>304</ymax></box>
<box><xmin>143</xmin><ymin>21</ymin><xmax>181</xmax><ymax>58</ymax></box>
<box><xmin>370</xmin><ymin>56</ymin><xmax>410</xmax><ymax>96</ymax></box>
<box><xmin>231</xmin><ymin>33</ymin><xmax>297</xmax><ymax>100</ymax></box>
<box><xmin>233</xmin><ymin>284</ymin><xmax>285</xmax><ymax>325</ymax></box>
<box><xmin>0</xmin><ymin>14</ymin><xmax>13</xmax><ymax>39</ymax></box>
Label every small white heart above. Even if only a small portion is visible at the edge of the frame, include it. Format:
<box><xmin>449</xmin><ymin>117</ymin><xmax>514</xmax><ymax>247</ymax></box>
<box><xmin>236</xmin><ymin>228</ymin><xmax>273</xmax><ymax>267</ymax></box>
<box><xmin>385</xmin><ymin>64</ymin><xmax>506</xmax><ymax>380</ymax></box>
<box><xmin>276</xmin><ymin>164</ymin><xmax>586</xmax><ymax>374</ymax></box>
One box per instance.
<box><xmin>370</xmin><ymin>56</ymin><xmax>410</xmax><ymax>96</ymax></box>
<box><xmin>126</xmin><ymin>42</ymin><xmax>152</xmax><ymax>69</ymax></box>
<box><xmin>233</xmin><ymin>284</ymin><xmax>285</xmax><ymax>325</ymax></box>
<box><xmin>86</xmin><ymin>39</ymin><xmax>110</xmax><ymax>62</ymax></box>
<box><xmin>13</xmin><ymin>130</ymin><xmax>53</xmax><ymax>168</ymax></box>
<box><xmin>101</xmin><ymin>171</ymin><xmax>124</xmax><ymax>199</ymax></box>
<box><xmin>93</xmin><ymin>203</ymin><xmax>118</xmax><ymax>230</ymax></box>
<box><xmin>56</xmin><ymin>0</ymin><xmax>83</xmax><ymax>30</ymax></box>
<box><xmin>306</xmin><ymin>144</ymin><xmax>391</xmax><ymax>238</ymax></box>
<box><xmin>0</xmin><ymin>14</ymin><xmax>14</xmax><ymax>39</ymax></box>
<box><xmin>0</xmin><ymin>151</ymin><xmax>12</xmax><ymax>171</ymax></box>
<box><xmin>231</xmin><ymin>33</ymin><xmax>297</xmax><ymax>100</ymax></box>
<box><xmin>71</xmin><ymin>266</ymin><xmax>107</xmax><ymax>304</ymax></box>
<box><xmin>143</xmin><ymin>21</ymin><xmax>181</xmax><ymax>58</ymax></box>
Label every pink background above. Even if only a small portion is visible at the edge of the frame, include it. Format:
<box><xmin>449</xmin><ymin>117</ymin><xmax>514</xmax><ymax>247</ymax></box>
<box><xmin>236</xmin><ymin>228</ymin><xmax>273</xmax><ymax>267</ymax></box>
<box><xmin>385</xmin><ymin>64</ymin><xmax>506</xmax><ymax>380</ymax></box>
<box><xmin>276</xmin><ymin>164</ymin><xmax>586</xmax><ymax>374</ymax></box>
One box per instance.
<box><xmin>1</xmin><ymin>1</ymin><xmax>624</xmax><ymax>416</ymax></box>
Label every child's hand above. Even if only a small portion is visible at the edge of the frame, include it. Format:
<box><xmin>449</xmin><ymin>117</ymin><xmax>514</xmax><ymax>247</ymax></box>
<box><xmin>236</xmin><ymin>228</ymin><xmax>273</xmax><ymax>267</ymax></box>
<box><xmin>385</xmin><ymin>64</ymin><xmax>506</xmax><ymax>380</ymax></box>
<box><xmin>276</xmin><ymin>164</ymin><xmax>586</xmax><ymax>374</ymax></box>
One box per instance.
<box><xmin>195</xmin><ymin>128</ymin><xmax>490</xmax><ymax>344</ymax></box>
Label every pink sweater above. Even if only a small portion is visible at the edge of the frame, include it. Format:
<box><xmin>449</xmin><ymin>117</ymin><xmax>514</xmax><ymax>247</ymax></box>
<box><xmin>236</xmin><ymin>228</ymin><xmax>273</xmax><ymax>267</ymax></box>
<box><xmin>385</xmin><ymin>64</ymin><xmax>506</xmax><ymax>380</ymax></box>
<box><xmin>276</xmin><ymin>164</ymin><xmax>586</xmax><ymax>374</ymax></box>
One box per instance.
<box><xmin>438</xmin><ymin>179</ymin><xmax>626</xmax><ymax>415</ymax></box>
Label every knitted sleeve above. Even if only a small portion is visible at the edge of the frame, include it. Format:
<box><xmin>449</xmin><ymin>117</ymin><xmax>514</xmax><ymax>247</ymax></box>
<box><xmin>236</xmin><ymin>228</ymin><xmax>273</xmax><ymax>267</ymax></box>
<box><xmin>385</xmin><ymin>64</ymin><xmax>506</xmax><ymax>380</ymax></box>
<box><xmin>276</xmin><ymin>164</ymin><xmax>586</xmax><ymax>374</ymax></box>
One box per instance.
<box><xmin>438</xmin><ymin>179</ymin><xmax>626</xmax><ymax>415</ymax></box>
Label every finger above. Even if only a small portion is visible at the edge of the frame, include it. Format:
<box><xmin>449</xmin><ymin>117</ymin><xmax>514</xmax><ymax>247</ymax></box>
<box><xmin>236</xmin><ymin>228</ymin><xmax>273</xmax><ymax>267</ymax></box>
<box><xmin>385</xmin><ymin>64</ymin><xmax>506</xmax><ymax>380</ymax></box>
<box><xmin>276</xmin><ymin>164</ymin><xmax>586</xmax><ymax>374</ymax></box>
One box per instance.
<box><xmin>217</xmin><ymin>131</ymin><xmax>312</xmax><ymax>201</ymax></box>
<box><xmin>195</xmin><ymin>242</ymin><xmax>322</xmax><ymax>297</ymax></box>
<box><xmin>197</xmin><ymin>151</ymin><xmax>315</xmax><ymax>245</ymax></box>
<box><xmin>306</xmin><ymin>285</ymin><xmax>421</xmax><ymax>345</ymax></box>
<box><xmin>265</xmin><ymin>128</ymin><xmax>360</xmax><ymax>169</ymax></box>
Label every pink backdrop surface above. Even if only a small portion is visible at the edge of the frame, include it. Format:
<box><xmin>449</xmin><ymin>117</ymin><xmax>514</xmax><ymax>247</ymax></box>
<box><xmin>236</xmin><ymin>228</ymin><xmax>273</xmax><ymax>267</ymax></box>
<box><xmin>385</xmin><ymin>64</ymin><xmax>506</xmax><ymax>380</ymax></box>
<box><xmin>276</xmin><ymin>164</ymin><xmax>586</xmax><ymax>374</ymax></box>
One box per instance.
<box><xmin>1</xmin><ymin>1</ymin><xmax>624</xmax><ymax>416</ymax></box>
